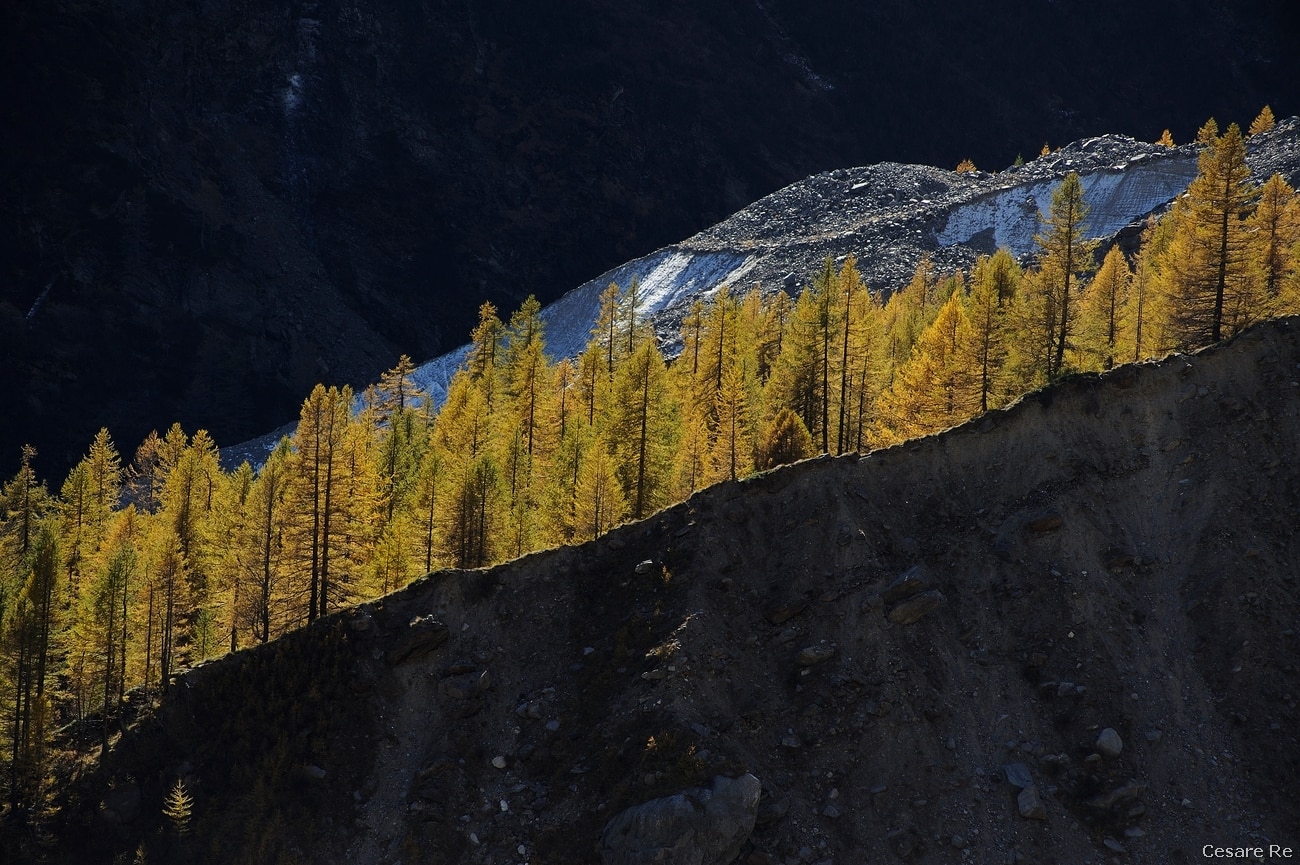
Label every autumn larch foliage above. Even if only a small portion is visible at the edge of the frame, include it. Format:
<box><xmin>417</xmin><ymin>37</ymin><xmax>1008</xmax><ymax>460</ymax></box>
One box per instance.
<box><xmin>3</xmin><ymin>121</ymin><xmax>1300</xmax><ymax>808</ymax></box>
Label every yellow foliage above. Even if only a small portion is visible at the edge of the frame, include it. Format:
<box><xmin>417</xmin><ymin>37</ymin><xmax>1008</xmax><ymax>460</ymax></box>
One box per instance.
<box><xmin>1249</xmin><ymin>105</ymin><xmax>1275</xmax><ymax>137</ymax></box>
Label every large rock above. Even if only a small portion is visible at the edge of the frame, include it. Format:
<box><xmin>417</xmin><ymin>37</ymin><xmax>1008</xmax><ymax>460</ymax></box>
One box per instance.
<box><xmin>1018</xmin><ymin>786</ymin><xmax>1047</xmax><ymax>820</ymax></box>
<box><xmin>387</xmin><ymin>615</ymin><xmax>450</xmax><ymax>665</ymax></box>
<box><xmin>1096</xmin><ymin>728</ymin><xmax>1124</xmax><ymax>759</ymax></box>
<box><xmin>887</xmin><ymin>590</ymin><xmax>946</xmax><ymax>625</ymax></box>
<box><xmin>601</xmin><ymin>774</ymin><xmax>763</xmax><ymax>865</ymax></box>
<box><xmin>882</xmin><ymin>566</ymin><xmax>930</xmax><ymax>604</ymax></box>
<box><xmin>1002</xmin><ymin>762</ymin><xmax>1034</xmax><ymax>790</ymax></box>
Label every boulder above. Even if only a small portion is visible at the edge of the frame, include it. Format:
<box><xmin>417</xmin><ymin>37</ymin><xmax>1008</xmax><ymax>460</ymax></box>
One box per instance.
<box><xmin>764</xmin><ymin>599</ymin><xmax>808</xmax><ymax>625</ymax></box>
<box><xmin>601</xmin><ymin>774</ymin><xmax>763</xmax><ymax>865</ymax></box>
<box><xmin>887</xmin><ymin>590</ymin><xmax>946</xmax><ymax>625</ymax></box>
<box><xmin>387</xmin><ymin>615</ymin><xmax>450</xmax><ymax>665</ymax></box>
<box><xmin>795</xmin><ymin>644</ymin><xmax>836</xmax><ymax>666</ymax></box>
<box><xmin>1025</xmin><ymin>511</ymin><xmax>1064</xmax><ymax>533</ymax></box>
<box><xmin>1096</xmin><ymin>727</ymin><xmax>1123</xmax><ymax>758</ymax></box>
<box><xmin>1017</xmin><ymin>786</ymin><xmax>1047</xmax><ymax>820</ymax></box>
<box><xmin>1002</xmin><ymin>762</ymin><xmax>1034</xmax><ymax>790</ymax></box>
<box><xmin>882</xmin><ymin>566</ymin><xmax>929</xmax><ymax>604</ymax></box>
<box><xmin>1084</xmin><ymin>780</ymin><xmax>1146</xmax><ymax>811</ymax></box>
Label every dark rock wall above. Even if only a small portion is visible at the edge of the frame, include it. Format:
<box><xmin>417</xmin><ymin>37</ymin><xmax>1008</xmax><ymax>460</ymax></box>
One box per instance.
<box><xmin>2</xmin><ymin>0</ymin><xmax>1295</xmax><ymax>472</ymax></box>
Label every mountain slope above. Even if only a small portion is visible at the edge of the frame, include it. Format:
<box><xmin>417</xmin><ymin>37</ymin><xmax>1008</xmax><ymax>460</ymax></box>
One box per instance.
<box><xmin>4</xmin><ymin>0</ymin><xmax>1297</xmax><ymax>472</ymax></box>
<box><xmin>32</xmin><ymin>316</ymin><xmax>1300</xmax><ymax>864</ymax></box>
<box><xmin>405</xmin><ymin>118</ymin><xmax>1300</xmax><ymax>408</ymax></box>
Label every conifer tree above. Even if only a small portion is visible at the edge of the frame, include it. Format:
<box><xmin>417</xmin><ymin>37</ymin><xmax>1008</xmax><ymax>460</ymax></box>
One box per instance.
<box><xmin>753</xmin><ymin>289</ymin><xmax>791</xmax><ymax>382</ymax></box>
<box><xmin>680</xmin><ymin>299</ymin><xmax>706</xmax><ymax>380</ymax></box>
<box><xmin>503</xmin><ymin>296</ymin><xmax>553</xmax><ymax>458</ymax></box>
<box><xmin>1035</xmin><ymin>172</ymin><xmax>1098</xmax><ymax>377</ymax></box>
<box><xmin>163</xmin><ymin>778</ymin><xmax>193</xmax><ymax>836</ymax></box>
<box><xmin>875</xmin><ymin>290</ymin><xmax>981</xmax><ymax>444</ymax></box>
<box><xmin>1077</xmin><ymin>245</ymin><xmax>1133</xmax><ymax>370</ymax></box>
<box><xmin>1129</xmin><ymin>213</ymin><xmax>1183</xmax><ymax>358</ymax></box>
<box><xmin>764</xmin><ymin>259</ymin><xmax>841</xmax><ymax>452</ymax></box>
<box><xmin>237</xmin><ymin>440</ymin><xmax>292</xmax><ymax>644</ymax></box>
<box><xmin>467</xmin><ymin>302</ymin><xmax>504</xmax><ymax>413</ymax></box>
<box><xmin>834</xmin><ymin>272</ymin><xmax>887</xmax><ymax>453</ymax></box>
<box><xmin>3</xmin><ymin>524</ymin><xmax>58</xmax><ymax>809</ymax></box>
<box><xmin>572</xmin><ymin>444</ymin><xmax>625</xmax><ymax>542</ymax></box>
<box><xmin>1248</xmin><ymin>173</ymin><xmax>1300</xmax><ymax>308</ymax></box>
<box><xmin>699</xmin><ymin>286</ymin><xmax>740</xmax><ymax>405</ymax></box>
<box><xmin>754</xmin><ymin>407</ymin><xmax>814</xmax><ymax>471</ymax></box>
<box><xmin>124</xmin><ymin>431</ymin><xmax>165</xmax><ymax>513</ymax></box>
<box><xmin>879</xmin><ymin>255</ymin><xmax>942</xmax><ymax>374</ymax></box>
<box><xmin>86</xmin><ymin>428</ymin><xmax>123</xmax><ymax>534</ymax></box>
<box><xmin>410</xmin><ymin>441</ymin><xmax>447</xmax><ymax>574</ymax></box>
<box><xmin>544</xmin><ymin>419</ymin><xmax>591</xmax><ymax>544</ymax></box>
<box><xmin>576</xmin><ymin>284</ymin><xmax>627</xmax><ymax>426</ymax></box>
<box><xmin>607</xmin><ymin>340</ymin><xmax>679</xmax><ymax>520</ymax></box>
<box><xmin>709</xmin><ymin>358</ymin><xmax>755</xmax><ymax>482</ymax></box>
<box><xmin>59</xmin><ymin>462</ymin><xmax>93</xmax><ymax>593</ymax></box>
<box><xmin>156</xmin><ymin>428</ymin><xmax>220</xmax><ymax>610</ymax></box>
<box><xmin>1</xmin><ymin>446</ymin><xmax>48</xmax><ymax>558</ymax></box>
<box><xmin>673</xmin><ymin>404</ymin><xmax>712</xmax><ymax>497</ymax></box>
<box><xmin>73</xmin><ymin>540</ymin><xmax>135</xmax><ymax>750</ymax></box>
<box><xmin>1157</xmin><ymin>129</ymin><xmax>1175</xmax><ymax>148</ymax></box>
<box><xmin>330</xmin><ymin>413</ymin><xmax>381</xmax><ymax>607</ymax></box>
<box><xmin>289</xmin><ymin>385</ymin><xmax>352</xmax><ymax>621</ymax></box>
<box><xmin>965</xmin><ymin>251</ymin><xmax>1019</xmax><ymax>410</ymax></box>
<box><xmin>448</xmin><ymin>455</ymin><xmax>503</xmax><ymax>568</ymax></box>
<box><xmin>1163</xmin><ymin>122</ymin><xmax>1258</xmax><ymax>345</ymax></box>
<box><xmin>376</xmin><ymin>354</ymin><xmax>421</xmax><ymax>420</ymax></box>
<box><xmin>1249</xmin><ymin>105</ymin><xmax>1275</xmax><ymax>137</ymax></box>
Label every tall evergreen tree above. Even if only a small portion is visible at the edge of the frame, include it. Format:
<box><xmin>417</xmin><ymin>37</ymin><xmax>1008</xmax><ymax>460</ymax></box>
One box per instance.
<box><xmin>1163</xmin><ymin>121</ymin><xmax>1258</xmax><ymax>345</ymax></box>
<box><xmin>1248</xmin><ymin>173</ymin><xmax>1300</xmax><ymax>308</ymax></box>
<box><xmin>607</xmin><ymin>340</ymin><xmax>679</xmax><ymax>520</ymax></box>
<box><xmin>965</xmin><ymin>250</ymin><xmax>1020</xmax><ymax>410</ymax></box>
<box><xmin>1035</xmin><ymin>172</ymin><xmax>1098</xmax><ymax>377</ymax></box>
<box><xmin>875</xmin><ymin>291</ymin><xmax>981</xmax><ymax>444</ymax></box>
<box><xmin>1248</xmin><ymin>105</ymin><xmax>1275</xmax><ymax>137</ymax></box>
<box><xmin>289</xmin><ymin>385</ymin><xmax>352</xmax><ymax>621</ymax></box>
<box><xmin>1077</xmin><ymin>245</ymin><xmax>1133</xmax><ymax>370</ymax></box>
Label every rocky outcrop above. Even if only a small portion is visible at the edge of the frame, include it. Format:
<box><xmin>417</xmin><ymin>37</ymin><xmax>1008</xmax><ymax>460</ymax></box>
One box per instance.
<box><xmin>601</xmin><ymin>774</ymin><xmax>763</xmax><ymax>865</ymax></box>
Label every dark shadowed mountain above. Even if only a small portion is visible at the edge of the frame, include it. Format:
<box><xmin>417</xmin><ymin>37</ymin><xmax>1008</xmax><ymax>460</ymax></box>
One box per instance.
<box><xmin>2</xmin><ymin>0</ymin><xmax>1295</xmax><ymax>473</ymax></box>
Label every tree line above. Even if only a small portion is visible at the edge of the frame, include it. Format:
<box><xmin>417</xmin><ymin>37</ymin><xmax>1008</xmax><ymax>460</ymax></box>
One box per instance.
<box><xmin>1</xmin><ymin>114</ymin><xmax>1298</xmax><ymax>813</ymax></box>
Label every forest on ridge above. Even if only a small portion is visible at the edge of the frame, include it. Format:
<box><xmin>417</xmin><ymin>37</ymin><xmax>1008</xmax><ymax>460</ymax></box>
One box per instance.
<box><xmin>1</xmin><ymin>115</ymin><xmax>1299</xmax><ymax>815</ymax></box>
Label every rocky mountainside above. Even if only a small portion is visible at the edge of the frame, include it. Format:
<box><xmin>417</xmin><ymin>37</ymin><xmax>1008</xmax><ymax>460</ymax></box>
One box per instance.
<box><xmin>3</xmin><ymin>0</ymin><xmax>1297</xmax><ymax>473</ymax></box>
<box><xmin>30</xmin><ymin>316</ymin><xmax>1300</xmax><ymax>864</ymax></box>
<box><xmin>402</xmin><ymin>118</ymin><xmax>1300</xmax><ymax>408</ymax></box>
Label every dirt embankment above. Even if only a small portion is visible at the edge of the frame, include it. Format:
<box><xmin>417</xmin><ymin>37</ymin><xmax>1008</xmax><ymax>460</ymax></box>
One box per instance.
<box><xmin>37</xmin><ymin>318</ymin><xmax>1300</xmax><ymax>864</ymax></box>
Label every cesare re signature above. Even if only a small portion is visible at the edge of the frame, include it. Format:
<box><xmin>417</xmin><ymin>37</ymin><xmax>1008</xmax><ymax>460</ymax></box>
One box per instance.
<box><xmin>1203</xmin><ymin>846</ymin><xmax>1294</xmax><ymax>859</ymax></box>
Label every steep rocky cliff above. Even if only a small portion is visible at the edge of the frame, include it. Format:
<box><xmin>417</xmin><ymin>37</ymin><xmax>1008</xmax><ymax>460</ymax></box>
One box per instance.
<box><xmin>24</xmin><ymin>317</ymin><xmax>1300</xmax><ymax>864</ymax></box>
<box><xmin>2</xmin><ymin>0</ymin><xmax>1296</xmax><ymax>472</ymax></box>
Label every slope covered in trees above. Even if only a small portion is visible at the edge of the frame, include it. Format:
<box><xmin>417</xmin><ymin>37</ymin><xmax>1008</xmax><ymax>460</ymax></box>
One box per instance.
<box><xmin>1</xmin><ymin>118</ymin><xmax>1299</xmax><ymax>856</ymax></box>
<box><xmin>9</xmin><ymin>298</ymin><xmax>1300</xmax><ymax>865</ymax></box>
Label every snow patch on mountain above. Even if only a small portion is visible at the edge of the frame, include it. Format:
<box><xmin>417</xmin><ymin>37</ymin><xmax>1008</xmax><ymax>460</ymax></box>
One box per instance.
<box><xmin>935</xmin><ymin>155</ymin><xmax>1198</xmax><ymax>255</ymax></box>
<box><xmin>412</xmin><ymin>249</ymin><xmax>757</xmax><ymax>404</ymax></box>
